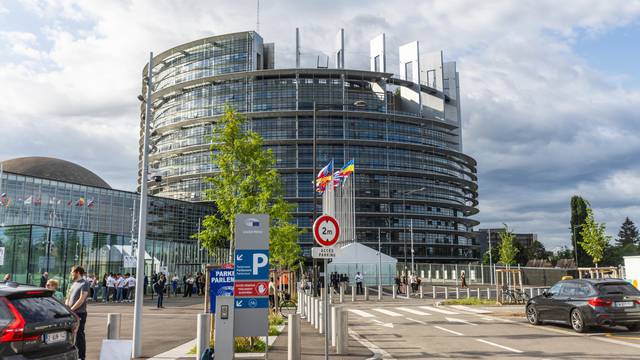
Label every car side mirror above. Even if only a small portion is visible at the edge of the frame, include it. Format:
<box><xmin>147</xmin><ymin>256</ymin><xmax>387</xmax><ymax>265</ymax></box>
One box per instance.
<box><xmin>543</xmin><ymin>290</ymin><xmax>552</xmax><ymax>297</ymax></box>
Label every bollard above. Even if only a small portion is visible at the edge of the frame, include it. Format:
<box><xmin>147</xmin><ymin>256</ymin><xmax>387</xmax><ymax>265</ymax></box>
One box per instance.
<box><xmin>364</xmin><ymin>286</ymin><xmax>369</xmax><ymax>301</ymax></box>
<box><xmin>106</xmin><ymin>313</ymin><xmax>121</xmax><ymax>340</ymax></box>
<box><xmin>309</xmin><ymin>297</ymin><xmax>314</xmax><ymax>325</ymax></box>
<box><xmin>311</xmin><ymin>298</ymin><xmax>317</xmax><ymax>327</ymax></box>
<box><xmin>351</xmin><ymin>285</ymin><xmax>356</xmax><ymax>302</ymax></box>
<box><xmin>339</xmin><ymin>285</ymin><xmax>344</xmax><ymax>303</ymax></box>
<box><xmin>537</xmin><ymin>288</ymin><xmax>541</xmax><ymax>296</ymax></box>
<box><xmin>378</xmin><ymin>284</ymin><xmax>382</xmax><ymax>301</ymax></box>
<box><xmin>336</xmin><ymin>308</ymin><xmax>349</xmax><ymax>354</ymax></box>
<box><xmin>319</xmin><ymin>300</ymin><xmax>324</xmax><ymax>334</ymax></box>
<box><xmin>406</xmin><ymin>283</ymin><xmax>412</xmax><ymax>299</ymax></box>
<box><xmin>432</xmin><ymin>286</ymin><xmax>436</xmax><ymax>299</ymax></box>
<box><xmin>530</xmin><ymin>288</ymin><xmax>534</xmax><ymax>298</ymax></box>
<box><xmin>196</xmin><ymin>313</ymin><xmax>211</xmax><ymax>360</ymax></box>
<box><xmin>477</xmin><ymin>288</ymin><xmax>481</xmax><ymax>299</ymax></box>
<box><xmin>487</xmin><ymin>288</ymin><xmax>491</xmax><ymax>299</ymax></box>
<box><xmin>445</xmin><ymin>287</ymin><xmax>449</xmax><ymax>299</ymax></box>
<box><xmin>331</xmin><ymin>306</ymin><xmax>339</xmax><ymax>347</ymax></box>
<box><xmin>288</xmin><ymin>313</ymin><xmax>301</xmax><ymax>360</ymax></box>
<box><xmin>314</xmin><ymin>298</ymin><xmax>320</xmax><ymax>329</ymax></box>
<box><xmin>392</xmin><ymin>285</ymin><xmax>397</xmax><ymax>299</ymax></box>
<box><xmin>419</xmin><ymin>285</ymin><xmax>423</xmax><ymax>299</ymax></box>
<box><xmin>466</xmin><ymin>288</ymin><xmax>471</xmax><ymax>298</ymax></box>
<box><xmin>455</xmin><ymin>287</ymin><xmax>460</xmax><ymax>299</ymax></box>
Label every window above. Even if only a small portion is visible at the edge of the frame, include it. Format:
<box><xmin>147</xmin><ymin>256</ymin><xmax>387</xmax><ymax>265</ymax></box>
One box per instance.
<box><xmin>404</xmin><ymin>62</ymin><xmax>413</xmax><ymax>81</ymax></box>
<box><xmin>548</xmin><ymin>283</ymin><xmax>563</xmax><ymax>296</ymax></box>
<box><xmin>426</xmin><ymin>69</ymin><xmax>436</xmax><ymax>88</ymax></box>
<box><xmin>374</xmin><ymin>55</ymin><xmax>380</xmax><ymax>72</ymax></box>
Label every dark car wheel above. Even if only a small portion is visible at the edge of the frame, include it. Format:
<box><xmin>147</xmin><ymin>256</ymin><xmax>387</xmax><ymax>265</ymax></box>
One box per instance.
<box><xmin>626</xmin><ymin>323</ymin><xmax>640</xmax><ymax>332</ymax></box>
<box><xmin>526</xmin><ymin>304</ymin><xmax>541</xmax><ymax>325</ymax></box>
<box><xmin>570</xmin><ymin>309</ymin><xmax>588</xmax><ymax>333</ymax></box>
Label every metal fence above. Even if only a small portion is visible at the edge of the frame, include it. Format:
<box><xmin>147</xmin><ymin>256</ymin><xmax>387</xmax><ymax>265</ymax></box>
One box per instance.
<box><xmin>398</xmin><ymin>263</ymin><xmax>592</xmax><ymax>287</ymax></box>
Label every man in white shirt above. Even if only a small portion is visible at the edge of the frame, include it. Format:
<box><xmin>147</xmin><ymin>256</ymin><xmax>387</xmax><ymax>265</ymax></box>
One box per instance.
<box><xmin>106</xmin><ymin>273</ymin><xmax>116</xmax><ymax>302</ymax></box>
<box><xmin>355</xmin><ymin>272</ymin><xmax>364</xmax><ymax>295</ymax></box>
<box><xmin>127</xmin><ymin>274</ymin><xmax>136</xmax><ymax>302</ymax></box>
<box><xmin>116</xmin><ymin>274</ymin><xmax>126</xmax><ymax>302</ymax></box>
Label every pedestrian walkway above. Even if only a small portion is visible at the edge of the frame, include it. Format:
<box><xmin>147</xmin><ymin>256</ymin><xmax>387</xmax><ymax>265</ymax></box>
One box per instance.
<box><xmin>267</xmin><ymin>315</ymin><xmax>372</xmax><ymax>359</ymax></box>
<box><xmin>345</xmin><ymin>305</ymin><xmax>496</xmax><ymax>319</ymax></box>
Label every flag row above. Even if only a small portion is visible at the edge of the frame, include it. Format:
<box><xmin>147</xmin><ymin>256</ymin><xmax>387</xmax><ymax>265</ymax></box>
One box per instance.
<box><xmin>0</xmin><ymin>194</ymin><xmax>95</xmax><ymax>209</ymax></box>
<box><xmin>315</xmin><ymin>159</ymin><xmax>355</xmax><ymax>194</ymax></box>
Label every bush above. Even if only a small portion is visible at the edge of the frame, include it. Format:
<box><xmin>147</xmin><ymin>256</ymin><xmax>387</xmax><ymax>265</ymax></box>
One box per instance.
<box><xmin>441</xmin><ymin>298</ymin><xmax>497</xmax><ymax>306</ymax></box>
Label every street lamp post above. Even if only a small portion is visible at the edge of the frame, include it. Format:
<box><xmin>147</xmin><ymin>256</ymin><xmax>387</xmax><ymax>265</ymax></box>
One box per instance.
<box><xmin>311</xmin><ymin>100</ymin><xmax>366</xmax><ymax>360</ymax></box>
<box><xmin>401</xmin><ymin>187</ymin><xmax>426</xmax><ymax>274</ymax></box>
<box><xmin>132</xmin><ymin>51</ymin><xmax>153</xmax><ymax>358</ymax></box>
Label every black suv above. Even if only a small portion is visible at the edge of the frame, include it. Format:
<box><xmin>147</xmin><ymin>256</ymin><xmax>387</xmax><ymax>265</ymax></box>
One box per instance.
<box><xmin>526</xmin><ymin>278</ymin><xmax>640</xmax><ymax>333</ymax></box>
<box><xmin>0</xmin><ymin>281</ymin><xmax>78</xmax><ymax>359</ymax></box>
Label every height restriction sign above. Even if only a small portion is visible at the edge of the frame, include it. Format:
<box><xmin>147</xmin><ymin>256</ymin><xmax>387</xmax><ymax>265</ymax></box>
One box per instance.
<box><xmin>313</xmin><ymin>214</ymin><xmax>340</xmax><ymax>247</ymax></box>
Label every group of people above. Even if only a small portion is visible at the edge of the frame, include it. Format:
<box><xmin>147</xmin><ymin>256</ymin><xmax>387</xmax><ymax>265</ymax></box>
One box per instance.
<box><xmin>394</xmin><ymin>273</ymin><xmax>422</xmax><ymax>294</ymax></box>
<box><xmin>148</xmin><ymin>272</ymin><xmax>206</xmax><ymax>309</ymax></box>
<box><xmin>329</xmin><ymin>272</ymin><xmax>350</xmax><ymax>291</ymax></box>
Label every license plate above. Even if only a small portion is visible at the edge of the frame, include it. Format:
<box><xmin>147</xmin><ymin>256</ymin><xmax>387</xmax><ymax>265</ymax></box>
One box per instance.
<box><xmin>44</xmin><ymin>331</ymin><xmax>67</xmax><ymax>344</ymax></box>
<box><xmin>613</xmin><ymin>301</ymin><xmax>634</xmax><ymax>308</ymax></box>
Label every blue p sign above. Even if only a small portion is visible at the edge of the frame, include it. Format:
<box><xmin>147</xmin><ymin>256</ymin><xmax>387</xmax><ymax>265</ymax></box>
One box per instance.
<box><xmin>253</xmin><ymin>253</ymin><xmax>268</xmax><ymax>275</ymax></box>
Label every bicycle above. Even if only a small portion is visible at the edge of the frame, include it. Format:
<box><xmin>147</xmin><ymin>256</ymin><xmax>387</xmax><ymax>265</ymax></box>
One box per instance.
<box><xmin>502</xmin><ymin>288</ymin><xmax>530</xmax><ymax>304</ymax></box>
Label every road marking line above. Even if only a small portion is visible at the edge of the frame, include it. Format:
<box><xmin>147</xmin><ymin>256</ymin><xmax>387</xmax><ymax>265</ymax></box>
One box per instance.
<box><xmin>434</xmin><ymin>325</ymin><xmax>464</xmax><ymax>336</ymax></box>
<box><xmin>476</xmin><ymin>314</ymin><xmax>516</xmax><ymax>323</ymax></box>
<box><xmin>349</xmin><ymin>309</ymin><xmax>375</xmax><ymax>318</ymax></box>
<box><xmin>372</xmin><ymin>308</ymin><xmax>403</xmax><ymax>317</ymax></box>
<box><xmin>449</xmin><ymin>305</ymin><xmax>492</xmax><ymax>314</ymax></box>
<box><xmin>371</xmin><ymin>319</ymin><xmax>394</xmax><ymax>328</ymax></box>
<box><xmin>605</xmin><ymin>333</ymin><xmax>640</xmax><ymax>341</ymax></box>
<box><xmin>525</xmin><ymin>324</ymin><xmax>640</xmax><ymax>350</ymax></box>
<box><xmin>445</xmin><ymin>317</ymin><xmax>477</xmax><ymax>326</ymax></box>
<box><xmin>406</xmin><ymin>317</ymin><xmax>427</xmax><ymax>325</ymax></box>
<box><xmin>420</xmin><ymin>305</ymin><xmax>459</xmax><ymax>315</ymax></box>
<box><xmin>396</xmin><ymin>307</ymin><xmax>431</xmax><ymax>316</ymax></box>
<box><xmin>476</xmin><ymin>339</ymin><xmax>523</xmax><ymax>353</ymax></box>
<box><xmin>349</xmin><ymin>328</ymin><xmax>396</xmax><ymax>360</ymax></box>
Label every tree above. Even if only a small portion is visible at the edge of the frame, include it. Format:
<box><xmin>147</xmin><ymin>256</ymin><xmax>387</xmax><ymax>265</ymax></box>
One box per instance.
<box><xmin>570</xmin><ymin>196</ymin><xmax>591</xmax><ymax>266</ymax></box>
<box><xmin>527</xmin><ymin>240</ymin><xmax>547</xmax><ymax>261</ymax></box>
<box><xmin>617</xmin><ymin>217</ymin><xmax>639</xmax><ymax>247</ymax></box>
<box><xmin>197</xmin><ymin>106</ymin><xmax>302</xmax><ymax>268</ymax></box>
<box><xmin>579</xmin><ymin>208</ymin><xmax>612</xmax><ymax>267</ymax></box>
<box><xmin>498</xmin><ymin>224</ymin><xmax>519</xmax><ymax>265</ymax></box>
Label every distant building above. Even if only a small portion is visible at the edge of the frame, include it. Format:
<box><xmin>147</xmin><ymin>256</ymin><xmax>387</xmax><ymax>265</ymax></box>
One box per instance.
<box><xmin>474</xmin><ymin>228</ymin><xmax>538</xmax><ymax>256</ymax></box>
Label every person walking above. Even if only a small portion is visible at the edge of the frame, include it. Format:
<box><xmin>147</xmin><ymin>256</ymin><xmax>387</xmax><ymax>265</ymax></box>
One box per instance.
<box><xmin>39</xmin><ymin>271</ymin><xmax>48</xmax><ymax>288</ymax></box>
<box><xmin>394</xmin><ymin>276</ymin><xmax>402</xmax><ymax>295</ymax></box>
<box><xmin>355</xmin><ymin>272</ymin><xmax>364</xmax><ymax>295</ymax></box>
<box><xmin>66</xmin><ymin>266</ymin><xmax>89</xmax><ymax>360</ymax></box>
<box><xmin>185</xmin><ymin>274</ymin><xmax>194</xmax><ymax>297</ymax></box>
<box><xmin>154</xmin><ymin>274</ymin><xmax>166</xmax><ymax>308</ymax></box>
<box><xmin>460</xmin><ymin>271</ymin><xmax>467</xmax><ymax>288</ymax></box>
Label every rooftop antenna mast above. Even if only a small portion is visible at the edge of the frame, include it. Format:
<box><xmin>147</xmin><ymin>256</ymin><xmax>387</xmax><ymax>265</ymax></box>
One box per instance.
<box><xmin>256</xmin><ymin>0</ymin><xmax>260</xmax><ymax>33</ymax></box>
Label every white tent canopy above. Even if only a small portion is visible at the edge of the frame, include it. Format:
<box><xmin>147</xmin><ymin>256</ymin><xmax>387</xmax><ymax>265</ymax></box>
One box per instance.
<box><xmin>331</xmin><ymin>242</ymin><xmax>397</xmax><ymax>265</ymax></box>
<box><xmin>327</xmin><ymin>242</ymin><xmax>397</xmax><ymax>286</ymax></box>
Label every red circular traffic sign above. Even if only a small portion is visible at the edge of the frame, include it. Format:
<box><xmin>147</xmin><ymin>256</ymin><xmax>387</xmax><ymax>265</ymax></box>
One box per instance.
<box><xmin>313</xmin><ymin>215</ymin><xmax>340</xmax><ymax>247</ymax></box>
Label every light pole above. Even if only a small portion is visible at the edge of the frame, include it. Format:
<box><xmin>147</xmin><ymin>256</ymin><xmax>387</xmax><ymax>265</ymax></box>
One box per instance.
<box><xmin>401</xmin><ymin>187</ymin><xmax>426</xmax><ymax>274</ymax></box>
<box><xmin>132</xmin><ymin>51</ymin><xmax>153</xmax><ymax>358</ymax></box>
<box><xmin>312</xmin><ymin>100</ymin><xmax>366</xmax><ymax>360</ymax></box>
<box><xmin>487</xmin><ymin>228</ymin><xmax>493</xmax><ymax>285</ymax></box>
<box><xmin>571</xmin><ymin>224</ymin><xmax>583</xmax><ymax>268</ymax></box>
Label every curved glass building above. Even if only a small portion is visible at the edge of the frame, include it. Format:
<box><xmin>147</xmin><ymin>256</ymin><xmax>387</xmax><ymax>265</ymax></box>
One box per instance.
<box><xmin>140</xmin><ymin>30</ymin><xmax>479</xmax><ymax>263</ymax></box>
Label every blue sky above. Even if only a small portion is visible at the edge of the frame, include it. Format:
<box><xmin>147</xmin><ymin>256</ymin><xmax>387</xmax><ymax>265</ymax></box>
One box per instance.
<box><xmin>1</xmin><ymin>0</ymin><xmax>640</xmax><ymax>250</ymax></box>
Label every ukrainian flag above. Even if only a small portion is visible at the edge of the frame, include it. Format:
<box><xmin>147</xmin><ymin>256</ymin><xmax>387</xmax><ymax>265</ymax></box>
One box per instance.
<box><xmin>340</xmin><ymin>159</ymin><xmax>355</xmax><ymax>176</ymax></box>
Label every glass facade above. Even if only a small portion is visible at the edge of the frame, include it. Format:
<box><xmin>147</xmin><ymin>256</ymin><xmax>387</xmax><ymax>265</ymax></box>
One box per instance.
<box><xmin>0</xmin><ymin>171</ymin><xmax>227</xmax><ymax>292</ymax></box>
<box><xmin>143</xmin><ymin>31</ymin><xmax>479</xmax><ymax>263</ymax></box>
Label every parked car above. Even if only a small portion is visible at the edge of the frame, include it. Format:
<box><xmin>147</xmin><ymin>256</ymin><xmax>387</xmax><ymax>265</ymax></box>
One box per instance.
<box><xmin>0</xmin><ymin>281</ymin><xmax>79</xmax><ymax>359</ymax></box>
<box><xmin>526</xmin><ymin>278</ymin><xmax>640</xmax><ymax>333</ymax></box>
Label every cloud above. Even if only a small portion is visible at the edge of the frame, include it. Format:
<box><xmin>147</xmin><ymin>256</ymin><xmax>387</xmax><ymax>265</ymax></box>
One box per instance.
<box><xmin>1</xmin><ymin>0</ymin><xmax>640</xmax><ymax>250</ymax></box>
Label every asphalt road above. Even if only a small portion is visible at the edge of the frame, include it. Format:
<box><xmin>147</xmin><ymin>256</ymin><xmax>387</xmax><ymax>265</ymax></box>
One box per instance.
<box><xmin>345</xmin><ymin>299</ymin><xmax>640</xmax><ymax>359</ymax></box>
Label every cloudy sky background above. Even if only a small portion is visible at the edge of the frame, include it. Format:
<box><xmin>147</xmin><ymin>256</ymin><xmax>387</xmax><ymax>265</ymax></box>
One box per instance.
<box><xmin>1</xmin><ymin>0</ymin><xmax>639</xmax><ymax>250</ymax></box>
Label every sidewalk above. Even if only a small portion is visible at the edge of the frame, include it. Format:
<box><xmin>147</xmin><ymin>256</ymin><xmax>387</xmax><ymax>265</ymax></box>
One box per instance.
<box><xmin>267</xmin><ymin>317</ymin><xmax>372</xmax><ymax>360</ymax></box>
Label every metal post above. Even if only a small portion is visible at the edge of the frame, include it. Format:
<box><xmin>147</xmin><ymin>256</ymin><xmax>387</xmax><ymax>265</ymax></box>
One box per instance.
<box><xmin>432</xmin><ymin>285</ymin><xmax>436</xmax><ymax>299</ymax></box>
<box><xmin>132</xmin><ymin>51</ymin><xmax>153</xmax><ymax>359</ymax></box>
<box><xmin>487</xmin><ymin>287</ymin><xmax>491</xmax><ymax>299</ymax></box>
<box><xmin>444</xmin><ymin>287</ymin><xmax>448</xmax><ymax>299</ymax></box>
<box><xmin>336</xmin><ymin>308</ymin><xmax>349</xmax><ymax>354</ymax></box>
<box><xmin>392</xmin><ymin>285</ymin><xmax>397</xmax><ymax>299</ymax></box>
<box><xmin>378</xmin><ymin>227</ymin><xmax>382</xmax><ymax>300</ymax></box>
<box><xmin>419</xmin><ymin>285</ymin><xmax>423</xmax><ymax>299</ymax></box>
<box><xmin>410</xmin><ymin>219</ymin><xmax>414</xmax><ymax>274</ymax></box>
<box><xmin>351</xmin><ymin>285</ymin><xmax>356</xmax><ymax>302</ymax></box>
<box><xmin>488</xmin><ymin>228</ymin><xmax>493</xmax><ymax>285</ymax></box>
<box><xmin>288</xmin><ymin>314</ymin><xmax>301</xmax><ymax>360</ymax></box>
<box><xmin>331</xmin><ymin>305</ymin><xmax>339</xmax><ymax>347</ymax></box>
<box><xmin>324</xmin><ymin>258</ymin><xmax>329</xmax><ymax>360</ymax></box>
<box><xmin>196</xmin><ymin>313</ymin><xmax>211</xmax><ymax>360</ymax></box>
<box><xmin>107</xmin><ymin>313</ymin><xmax>121</xmax><ymax>340</ymax></box>
<box><xmin>339</xmin><ymin>285</ymin><xmax>344</xmax><ymax>303</ymax></box>
<box><xmin>476</xmin><ymin>288</ymin><xmax>481</xmax><ymax>299</ymax></box>
<box><xmin>319</xmin><ymin>300</ymin><xmax>324</xmax><ymax>334</ymax></box>
<box><xmin>455</xmin><ymin>287</ymin><xmax>459</xmax><ymax>299</ymax></box>
<box><xmin>364</xmin><ymin>286</ymin><xmax>369</xmax><ymax>301</ymax></box>
<box><xmin>466</xmin><ymin>288</ymin><xmax>470</xmax><ymax>298</ymax></box>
